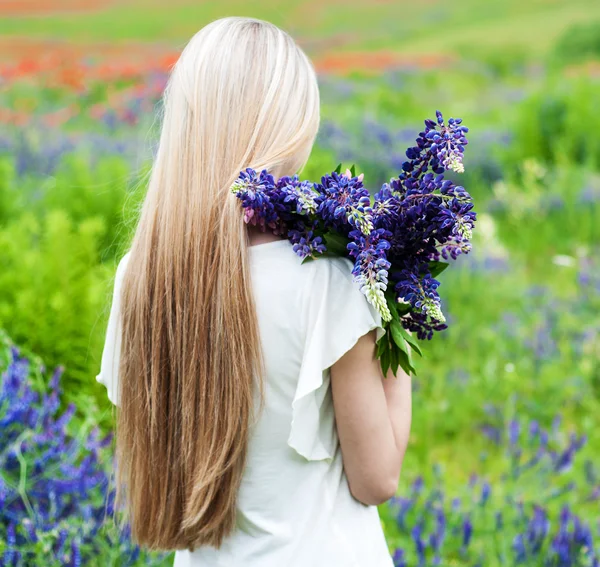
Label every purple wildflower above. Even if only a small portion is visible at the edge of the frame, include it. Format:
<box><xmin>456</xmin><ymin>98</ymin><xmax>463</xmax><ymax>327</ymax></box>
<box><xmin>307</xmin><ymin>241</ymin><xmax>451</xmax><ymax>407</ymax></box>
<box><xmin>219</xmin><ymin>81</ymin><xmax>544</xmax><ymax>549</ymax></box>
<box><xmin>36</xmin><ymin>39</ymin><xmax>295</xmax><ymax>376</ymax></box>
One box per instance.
<box><xmin>315</xmin><ymin>169</ymin><xmax>373</xmax><ymax>235</ymax></box>
<box><xmin>392</xmin><ymin>549</ymin><xmax>407</xmax><ymax>567</ymax></box>
<box><xmin>0</xmin><ymin>339</ymin><xmax>166</xmax><ymax>566</ymax></box>
<box><xmin>230</xmin><ymin>168</ymin><xmax>279</xmax><ymax>231</ymax></box>
<box><xmin>288</xmin><ymin>220</ymin><xmax>327</xmax><ymax>259</ymax></box>
<box><xmin>347</xmin><ymin>227</ymin><xmax>393</xmax><ymax>320</ymax></box>
<box><xmin>411</xmin><ymin>523</ymin><xmax>426</xmax><ymax>567</ymax></box>
<box><xmin>462</xmin><ymin>515</ymin><xmax>473</xmax><ymax>550</ymax></box>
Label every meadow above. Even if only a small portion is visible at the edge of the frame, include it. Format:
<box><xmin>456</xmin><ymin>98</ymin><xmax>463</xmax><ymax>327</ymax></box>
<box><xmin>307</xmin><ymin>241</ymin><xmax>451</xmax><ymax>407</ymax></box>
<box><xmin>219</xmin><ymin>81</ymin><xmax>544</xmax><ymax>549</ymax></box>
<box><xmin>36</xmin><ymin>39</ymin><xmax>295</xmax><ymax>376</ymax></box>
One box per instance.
<box><xmin>1</xmin><ymin>1</ymin><xmax>599</xmax><ymax>565</ymax></box>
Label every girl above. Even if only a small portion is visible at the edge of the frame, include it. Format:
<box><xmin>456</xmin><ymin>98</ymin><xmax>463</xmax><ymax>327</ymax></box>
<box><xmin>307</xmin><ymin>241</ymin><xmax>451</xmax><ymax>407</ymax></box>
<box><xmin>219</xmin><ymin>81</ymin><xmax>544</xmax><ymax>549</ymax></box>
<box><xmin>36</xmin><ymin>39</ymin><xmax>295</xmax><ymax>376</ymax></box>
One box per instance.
<box><xmin>96</xmin><ymin>16</ymin><xmax>412</xmax><ymax>567</ymax></box>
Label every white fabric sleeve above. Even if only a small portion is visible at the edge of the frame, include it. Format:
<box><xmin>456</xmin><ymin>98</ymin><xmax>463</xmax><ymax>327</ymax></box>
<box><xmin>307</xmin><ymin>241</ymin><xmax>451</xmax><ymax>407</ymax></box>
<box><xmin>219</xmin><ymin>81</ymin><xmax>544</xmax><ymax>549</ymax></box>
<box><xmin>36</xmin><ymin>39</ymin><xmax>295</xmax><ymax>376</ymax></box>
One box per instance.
<box><xmin>95</xmin><ymin>251</ymin><xmax>131</xmax><ymax>407</ymax></box>
<box><xmin>287</xmin><ymin>256</ymin><xmax>386</xmax><ymax>462</ymax></box>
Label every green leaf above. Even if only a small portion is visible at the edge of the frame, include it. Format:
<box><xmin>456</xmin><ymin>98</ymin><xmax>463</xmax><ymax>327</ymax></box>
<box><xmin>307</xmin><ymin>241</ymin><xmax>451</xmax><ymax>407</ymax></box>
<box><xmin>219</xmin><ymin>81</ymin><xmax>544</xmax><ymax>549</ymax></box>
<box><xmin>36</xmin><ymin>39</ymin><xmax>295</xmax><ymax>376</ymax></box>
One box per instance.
<box><xmin>390</xmin><ymin>319</ymin><xmax>409</xmax><ymax>355</ymax></box>
<box><xmin>350</xmin><ymin>164</ymin><xmax>356</xmax><ymax>177</ymax></box>
<box><xmin>389</xmin><ymin>341</ymin><xmax>400</xmax><ymax>376</ymax></box>
<box><xmin>301</xmin><ymin>255</ymin><xmax>315</xmax><ymax>264</ymax></box>
<box><xmin>323</xmin><ymin>231</ymin><xmax>351</xmax><ymax>256</ymax></box>
<box><xmin>429</xmin><ymin>261</ymin><xmax>449</xmax><ymax>278</ymax></box>
<box><xmin>385</xmin><ymin>290</ymin><xmax>411</xmax><ymax>318</ymax></box>
<box><xmin>385</xmin><ymin>293</ymin><xmax>400</xmax><ymax>320</ymax></box>
<box><xmin>334</xmin><ymin>163</ymin><xmax>342</xmax><ymax>174</ymax></box>
<box><xmin>325</xmin><ymin>231</ymin><xmax>351</xmax><ymax>247</ymax></box>
<box><xmin>376</xmin><ymin>334</ymin><xmax>388</xmax><ymax>358</ymax></box>
<box><xmin>397</xmin><ymin>348</ymin><xmax>417</xmax><ymax>376</ymax></box>
<box><xmin>380</xmin><ymin>347</ymin><xmax>391</xmax><ymax>377</ymax></box>
<box><xmin>399</xmin><ymin>326</ymin><xmax>423</xmax><ymax>357</ymax></box>
<box><xmin>396</xmin><ymin>303</ymin><xmax>411</xmax><ymax>316</ymax></box>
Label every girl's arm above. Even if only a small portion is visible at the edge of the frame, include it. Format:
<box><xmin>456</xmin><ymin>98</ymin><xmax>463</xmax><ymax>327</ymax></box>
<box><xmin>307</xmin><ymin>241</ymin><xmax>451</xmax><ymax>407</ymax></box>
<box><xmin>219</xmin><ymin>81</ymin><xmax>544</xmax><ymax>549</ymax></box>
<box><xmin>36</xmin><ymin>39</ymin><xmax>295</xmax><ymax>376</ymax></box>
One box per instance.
<box><xmin>330</xmin><ymin>329</ymin><xmax>412</xmax><ymax>506</ymax></box>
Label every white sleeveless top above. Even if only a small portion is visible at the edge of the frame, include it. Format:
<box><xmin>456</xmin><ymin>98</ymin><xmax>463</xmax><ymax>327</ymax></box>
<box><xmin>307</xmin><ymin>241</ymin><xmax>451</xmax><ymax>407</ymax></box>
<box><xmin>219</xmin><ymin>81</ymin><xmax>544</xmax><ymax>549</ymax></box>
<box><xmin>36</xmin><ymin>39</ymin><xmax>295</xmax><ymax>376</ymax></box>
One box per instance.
<box><xmin>96</xmin><ymin>238</ymin><xmax>393</xmax><ymax>567</ymax></box>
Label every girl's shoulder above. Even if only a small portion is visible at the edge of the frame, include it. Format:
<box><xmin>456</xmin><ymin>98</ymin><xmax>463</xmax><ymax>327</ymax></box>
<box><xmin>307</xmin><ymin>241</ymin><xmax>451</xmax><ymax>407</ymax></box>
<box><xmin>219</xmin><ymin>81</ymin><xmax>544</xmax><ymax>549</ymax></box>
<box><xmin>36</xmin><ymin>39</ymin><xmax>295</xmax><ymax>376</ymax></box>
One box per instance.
<box><xmin>303</xmin><ymin>254</ymin><xmax>357</xmax><ymax>295</ymax></box>
<box><xmin>115</xmin><ymin>249</ymin><xmax>132</xmax><ymax>278</ymax></box>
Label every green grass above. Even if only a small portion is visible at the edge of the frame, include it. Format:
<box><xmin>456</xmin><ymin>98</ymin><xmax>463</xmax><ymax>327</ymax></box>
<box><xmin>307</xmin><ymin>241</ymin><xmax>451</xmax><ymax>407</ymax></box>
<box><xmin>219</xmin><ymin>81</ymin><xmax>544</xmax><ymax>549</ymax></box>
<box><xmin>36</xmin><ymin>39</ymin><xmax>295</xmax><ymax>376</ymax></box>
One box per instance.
<box><xmin>1</xmin><ymin>0</ymin><xmax>599</xmax><ymax>59</ymax></box>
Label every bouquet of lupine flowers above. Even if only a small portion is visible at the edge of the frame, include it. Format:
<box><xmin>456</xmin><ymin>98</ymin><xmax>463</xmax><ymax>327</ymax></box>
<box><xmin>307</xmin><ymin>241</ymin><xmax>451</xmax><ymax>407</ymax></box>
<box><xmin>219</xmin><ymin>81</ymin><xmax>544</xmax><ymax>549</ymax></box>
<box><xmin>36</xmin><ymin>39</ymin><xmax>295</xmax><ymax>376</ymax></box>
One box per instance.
<box><xmin>231</xmin><ymin>111</ymin><xmax>475</xmax><ymax>377</ymax></box>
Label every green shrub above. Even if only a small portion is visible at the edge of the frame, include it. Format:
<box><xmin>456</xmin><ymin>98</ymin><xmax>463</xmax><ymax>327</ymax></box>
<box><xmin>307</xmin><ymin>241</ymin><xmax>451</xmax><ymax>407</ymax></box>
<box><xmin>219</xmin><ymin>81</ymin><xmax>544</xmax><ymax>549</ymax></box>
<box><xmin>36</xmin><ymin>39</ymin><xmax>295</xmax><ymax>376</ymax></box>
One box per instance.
<box><xmin>553</xmin><ymin>20</ymin><xmax>600</xmax><ymax>65</ymax></box>
<box><xmin>22</xmin><ymin>153</ymin><xmax>147</xmax><ymax>262</ymax></box>
<box><xmin>0</xmin><ymin>150</ymin><xmax>150</xmax><ymax>413</ymax></box>
<box><xmin>0</xmin><ymin>210</ymin><xmax>114</xmax><ymax>409</ymax></box>
<box><xmin>505</xmin><ymin>77</ymin><xmax>600</xmax><ymax>170</ymax></box>
<box><xmin>0</xmin><ymin>157</ymin><xmax>18</xmax><ymax>225</ymax></box>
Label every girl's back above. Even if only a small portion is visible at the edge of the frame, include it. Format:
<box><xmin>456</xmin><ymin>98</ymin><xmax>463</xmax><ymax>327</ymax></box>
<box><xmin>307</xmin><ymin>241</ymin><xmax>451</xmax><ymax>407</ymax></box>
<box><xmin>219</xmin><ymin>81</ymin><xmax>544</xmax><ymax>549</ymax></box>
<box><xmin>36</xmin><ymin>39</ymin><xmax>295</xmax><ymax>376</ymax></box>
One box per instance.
<box><xmin>191</xmin><ymin>239</ymin><xmax>393</xmax><ymax>566</ymax></box>
<box><xmin>99</xmin><ymin>239</ymin><xmax>393</xmax><ymax>566</ymax></box>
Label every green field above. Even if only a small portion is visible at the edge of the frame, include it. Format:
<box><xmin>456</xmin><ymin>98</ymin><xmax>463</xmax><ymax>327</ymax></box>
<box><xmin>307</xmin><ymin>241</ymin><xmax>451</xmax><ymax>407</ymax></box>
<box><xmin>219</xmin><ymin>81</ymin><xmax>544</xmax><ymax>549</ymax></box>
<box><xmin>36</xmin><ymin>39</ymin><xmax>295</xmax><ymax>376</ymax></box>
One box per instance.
<box><xmin>1</xmin><ymin>0</ymin><xmax>599</xmax><ymax>57</ymax></box>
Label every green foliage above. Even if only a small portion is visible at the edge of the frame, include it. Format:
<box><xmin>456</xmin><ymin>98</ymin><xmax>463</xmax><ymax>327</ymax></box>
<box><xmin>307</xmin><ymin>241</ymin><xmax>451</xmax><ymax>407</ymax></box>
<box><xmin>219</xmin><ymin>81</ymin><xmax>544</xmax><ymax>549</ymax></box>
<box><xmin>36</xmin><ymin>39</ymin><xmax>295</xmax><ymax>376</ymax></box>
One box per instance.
<box><xmin>0</xmin><ymin>157</ymin><xmax>18</xmax><ymax>224</ymax></box>
<box><xmin>458</xmin><ymin>44</ymin><xmax>529</xmax><ymax>78</ymax></box>
<box><xmin>0</xmin><ymin>153</ymin><xmax>147</xmax><ymax>419</ymax></box>
<box><xmin>490</xmin><ymin>160</ymin><xmax>599</xmax><ymax>268</ymax></box>
<box><xmin>299</xmin><ymin>146</ymin><xmax>339</xmax><ymax>180</ymax></box>
<box><xmin>377</xmin><ymin>293</ymin><xmax>418</xmax><ymax>378</ymax></box>
<box><xmin>29</xmin><ymin>153</ymin><xmax>147</xmax><ymax>261</ymax></box>
<box><xmin>506</xmin><ymin>77</ymin><xmax>600</xmax><ymax>171</ymax></box>
<box><xmin>0</xmin><ymin>210</ymin><xmax>109</xmax><ymax>405</ymax></box>
<box><xmin>552</xmin><ymin>20</ymin><xmax>600</xmax><ymax>65</ymax></box>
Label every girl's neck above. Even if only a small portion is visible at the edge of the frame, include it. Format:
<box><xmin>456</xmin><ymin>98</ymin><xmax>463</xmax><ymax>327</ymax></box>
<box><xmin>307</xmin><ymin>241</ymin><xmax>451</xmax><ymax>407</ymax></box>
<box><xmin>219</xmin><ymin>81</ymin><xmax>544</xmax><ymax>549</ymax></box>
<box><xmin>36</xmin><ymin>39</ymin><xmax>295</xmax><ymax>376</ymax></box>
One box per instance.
<box><xmin>246</xmin><ymin>224</ymin><xmax>286</xmax><ymax>247</ymax></box>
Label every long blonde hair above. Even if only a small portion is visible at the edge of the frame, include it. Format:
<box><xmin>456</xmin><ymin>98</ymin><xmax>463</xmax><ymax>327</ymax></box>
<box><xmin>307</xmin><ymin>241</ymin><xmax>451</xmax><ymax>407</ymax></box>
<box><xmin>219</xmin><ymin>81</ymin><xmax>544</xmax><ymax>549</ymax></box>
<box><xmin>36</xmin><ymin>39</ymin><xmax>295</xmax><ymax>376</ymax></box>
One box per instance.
<box><xmin>113</xmin><ymin>17</ymin><xmax>320</xmax><ymax>550</ymax></box>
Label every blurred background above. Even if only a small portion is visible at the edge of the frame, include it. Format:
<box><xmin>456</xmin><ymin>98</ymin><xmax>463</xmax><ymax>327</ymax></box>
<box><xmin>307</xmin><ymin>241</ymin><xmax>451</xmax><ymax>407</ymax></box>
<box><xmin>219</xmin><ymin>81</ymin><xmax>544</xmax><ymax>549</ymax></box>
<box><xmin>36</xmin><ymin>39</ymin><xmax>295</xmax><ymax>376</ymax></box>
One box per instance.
<box><xmin>1</xmin><ymin>1</ymin><xmax>599</xmax><ymax>565</ymax></box>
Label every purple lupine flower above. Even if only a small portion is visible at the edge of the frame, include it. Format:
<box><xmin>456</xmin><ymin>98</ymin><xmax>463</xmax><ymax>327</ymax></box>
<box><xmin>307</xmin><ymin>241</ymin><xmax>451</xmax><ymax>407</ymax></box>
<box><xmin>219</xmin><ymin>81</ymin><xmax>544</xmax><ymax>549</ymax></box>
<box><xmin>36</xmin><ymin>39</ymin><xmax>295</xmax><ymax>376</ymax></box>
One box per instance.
<box><xmin>528</xmin><ymin>420</ymin><xmax>540</xmax><ymax>442</ymax></box>
<box><xmin>462</xmin><ymin>515</ymin><xmax>473</xmax><ymax>550</ymax></box>
<box><xmin>508</xmin><ymin>419</ymin><xmax>520</xmax><ymax>446</ymax></box>
<box><xmin>526</xmin><ymin>506</ymin><xmax>550</xmax><ymax>553</ymax></box>
<box><xmin>513</xmin><ymin>533</ymin><xmax>527</xmax><ymax>563</ymax></box>
<box><xmin>70</xmin><ymin>537</ymin><xmax>82</xmax><ymax>567</ymax></box>
<box><xmin>481</xmin><ymin>481</ymin><xmax>491</xmax><ymax>506</ymax></box>
<box><xmin>394</xmin><ymin>269</ymin><xmax>445</xmax><ymax>325</ymax></box>
<box><xmin>411</xmin><ymin>523</ymin><xmax>427</xmax><ymax>567</ymax></box>
<box><xmin>3</xmin><ymin>522</ymin><xmax>17</xmax><ymax>565</ymax></box>
<box><xmin>429</xmin><ymin>508</ymin><xmax>446</xmax><ymax>554</ymax></box>
<box><xmin>230</xmin><ymin>168</ymin><xmax>279</xmax><ymax>230</ymax></box>
<box><xmin>480</xmin><ymin>423</ymin><xmax>502</xmax><ymax>445</ymax></box>
<box><xmin>451</xmin><ymin>497</ymin><xmax>461</xmax><ymax>513</ymax></box>
<box><xmin>393</xmin><ymin>497</ymin><xmax>413</xmax><ymax>530</ymax></box>
<box><xmin>347</xmin><ymin>227</ymin><xmax>393</xmax><ymax>320</ymax></box>
<box><xmin>275</xmin><ymin>175</ymin><xmax>320</xmax><ymax>216</ymax></box>
<box><xmin>572</xmin><ymin>515</ymin><xmax>594</xmax><ymax>549</ymax></box>
<box><xmin>54</xmin><ymin>528</ymin><xmax>69</xmax><ymax>554</ymax></box>
<box><xmin>550</xmin><ymin>507</ymin><xmax>573</xmax><ymax>566</ymax></box>
<box><xmin>315</xmin><ymin>169</ymin><xmax>373</xmax><ymax>235</ymax></box>
<box><xmin>288</xmin><ymin>220</ymin><xmax>327</xmax><ymax>259</ymax></box>
<box><xmin>390</xmin><ymin>414</ymin><xmax>597</xmax><ymax>567</ymax></box>
<box><xmin>411</xmin><ymin>476</ymin><xmax>425</xmax><ymax>496</ymax></box>
<box><xmin>397</xmin><ymin>309</ymin><xmax>448</xmax><ymax>341</ymax></box>
<box><xmin>427</xmin><ymin>111</ymin><xmax>469</xmax><ymax>173</ymax></box>
<box><xmin>392</xmin><ymin>549</ymin><xmax>407</xmax><ymax>567</ymax></box>
<box><xmin>553</xmin><ymin>434</ymin><xmax>586</xmax><ymax>474</ymax></box>
<box><xmin>22</xmin><ymin>518</ymin><xmax>37</xmax><ymax>542</ymax></box>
